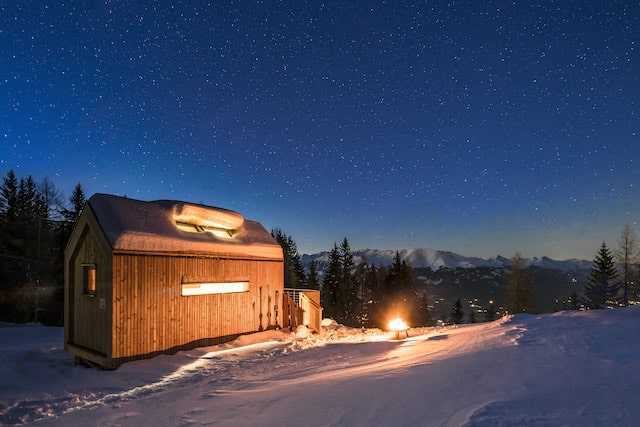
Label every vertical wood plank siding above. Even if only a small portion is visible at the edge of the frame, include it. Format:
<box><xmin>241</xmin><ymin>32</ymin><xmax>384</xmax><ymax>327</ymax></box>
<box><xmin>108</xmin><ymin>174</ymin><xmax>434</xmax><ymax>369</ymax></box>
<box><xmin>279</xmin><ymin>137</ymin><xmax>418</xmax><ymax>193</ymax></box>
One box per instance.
<box><xmin>111</xmin><ymin>254</ymin><xmax>283</xmax><ymax>363</ymax></box>
<box><xmin>69</xmin><ymin>229</ymin><xmax>111</xmax><ymax>355</ymax></box>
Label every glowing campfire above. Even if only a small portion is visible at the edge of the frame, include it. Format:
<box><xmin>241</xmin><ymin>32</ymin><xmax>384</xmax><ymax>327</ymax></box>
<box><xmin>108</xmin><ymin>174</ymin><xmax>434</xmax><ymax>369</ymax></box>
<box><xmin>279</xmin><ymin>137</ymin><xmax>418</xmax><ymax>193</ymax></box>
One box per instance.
<box><xmin>388</xmin><ymin>317</ymin><xmax>409</xmax><ymax>340</ymax></box>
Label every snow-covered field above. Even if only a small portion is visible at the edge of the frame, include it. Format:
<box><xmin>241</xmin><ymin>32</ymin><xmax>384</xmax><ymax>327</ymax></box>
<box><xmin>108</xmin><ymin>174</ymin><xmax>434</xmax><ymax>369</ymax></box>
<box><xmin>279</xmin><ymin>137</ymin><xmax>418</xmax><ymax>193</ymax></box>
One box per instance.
<box><xmin>2</xmin><ymin>307</ymin><xmax>640</xmax><ymax>426</ymax></box>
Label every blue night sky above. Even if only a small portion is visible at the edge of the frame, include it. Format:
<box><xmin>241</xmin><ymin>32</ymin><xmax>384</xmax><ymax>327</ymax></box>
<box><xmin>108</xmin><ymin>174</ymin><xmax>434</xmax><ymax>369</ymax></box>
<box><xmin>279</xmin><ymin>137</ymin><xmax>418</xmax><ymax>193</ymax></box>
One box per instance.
<box><xmin>1</xmin><ymin>1</ymin><xmax>638</xmax><ymax>260</ymax></box>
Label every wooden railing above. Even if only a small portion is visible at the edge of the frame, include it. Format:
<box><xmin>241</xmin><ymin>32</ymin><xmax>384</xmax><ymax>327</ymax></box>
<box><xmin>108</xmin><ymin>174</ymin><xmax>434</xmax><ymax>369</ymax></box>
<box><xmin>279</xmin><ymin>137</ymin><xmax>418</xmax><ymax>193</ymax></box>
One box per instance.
<box><xmin>283</xmin><ymin>289</ymin><xmax>323</xmax><ymax>334</ymax></box>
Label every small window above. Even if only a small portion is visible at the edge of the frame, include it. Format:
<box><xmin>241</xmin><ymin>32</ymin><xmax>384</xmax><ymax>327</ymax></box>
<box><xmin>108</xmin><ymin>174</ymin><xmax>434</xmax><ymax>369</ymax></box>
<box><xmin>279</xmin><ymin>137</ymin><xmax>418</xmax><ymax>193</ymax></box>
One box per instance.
<box><xmin>82</xmin><ymin>264</ymin><xmax>97</xmax><ymax>296</ymax></box>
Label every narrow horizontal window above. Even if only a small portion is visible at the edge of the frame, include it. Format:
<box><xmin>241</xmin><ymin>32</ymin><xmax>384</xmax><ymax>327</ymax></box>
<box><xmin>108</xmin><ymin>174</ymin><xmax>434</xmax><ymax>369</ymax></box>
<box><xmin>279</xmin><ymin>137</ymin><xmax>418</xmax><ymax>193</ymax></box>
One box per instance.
<box><xmin>181</xmin><ymin>281</ymin><xmax>249</xmax><ymax>296</ymax></box>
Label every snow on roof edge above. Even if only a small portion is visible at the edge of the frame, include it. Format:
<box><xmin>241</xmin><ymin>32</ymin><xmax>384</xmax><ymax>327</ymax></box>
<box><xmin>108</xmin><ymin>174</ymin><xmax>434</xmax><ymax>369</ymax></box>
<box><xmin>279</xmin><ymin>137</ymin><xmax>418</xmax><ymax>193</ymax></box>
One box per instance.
<box><xmin>87</xmin><ymin>193</ymin><xmax>283</xmax><ymax>261</ymax></box>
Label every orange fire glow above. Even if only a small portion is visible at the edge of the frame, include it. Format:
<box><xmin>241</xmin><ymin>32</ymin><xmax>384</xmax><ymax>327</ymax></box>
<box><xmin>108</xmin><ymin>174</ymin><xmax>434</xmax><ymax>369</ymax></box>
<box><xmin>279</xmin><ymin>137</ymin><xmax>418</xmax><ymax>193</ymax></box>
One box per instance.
<box><xmin>388</xmin><ymin>317</ymin><xmax>408</xmax><ymax>331</ymax></box>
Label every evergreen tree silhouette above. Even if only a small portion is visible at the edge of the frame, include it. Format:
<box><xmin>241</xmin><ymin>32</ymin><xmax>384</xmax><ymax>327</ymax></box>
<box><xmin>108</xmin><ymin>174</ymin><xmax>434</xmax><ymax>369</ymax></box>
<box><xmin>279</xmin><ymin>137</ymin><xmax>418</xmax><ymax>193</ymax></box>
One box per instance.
<box><xmin>585</xmin><ymin>242</ymin><xmax>619</xmax><ymax>309</ymax></box>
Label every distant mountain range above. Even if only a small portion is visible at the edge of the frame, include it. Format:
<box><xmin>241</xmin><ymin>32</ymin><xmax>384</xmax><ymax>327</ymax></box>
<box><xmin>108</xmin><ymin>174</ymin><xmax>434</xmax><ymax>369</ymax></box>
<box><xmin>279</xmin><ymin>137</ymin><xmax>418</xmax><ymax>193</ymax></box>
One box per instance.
<box><xmin>301</xmin><ymin>248</ymin><xmax>592</xmax><ymax>273</ymax></box>
<box><xmin>301</xmin><ymin>248</ymin><xmax>593</xmax><ymax>314</ymax></box>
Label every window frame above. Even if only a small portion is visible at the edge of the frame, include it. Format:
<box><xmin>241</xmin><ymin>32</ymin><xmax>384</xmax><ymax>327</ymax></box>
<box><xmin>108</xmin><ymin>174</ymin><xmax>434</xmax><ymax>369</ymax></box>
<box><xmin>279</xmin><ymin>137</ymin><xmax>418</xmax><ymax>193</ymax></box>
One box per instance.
<box><xmin>181</xmin><ymin>281</ymin><xmax>250</xmax><ymax>296</ymax></box>
<box><xmin>81</xmin><ymin>263</ymin><xmax>97</xmax><ymax>297</ymax></box>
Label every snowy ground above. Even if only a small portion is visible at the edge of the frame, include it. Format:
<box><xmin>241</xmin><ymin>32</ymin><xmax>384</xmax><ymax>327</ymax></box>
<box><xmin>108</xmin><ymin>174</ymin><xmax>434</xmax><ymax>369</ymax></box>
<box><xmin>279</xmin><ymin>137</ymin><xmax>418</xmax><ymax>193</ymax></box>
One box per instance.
<box><xmin>2</xmin><ymin>307</ymin><xmax>640</xmax><ymax>426</ymax></box>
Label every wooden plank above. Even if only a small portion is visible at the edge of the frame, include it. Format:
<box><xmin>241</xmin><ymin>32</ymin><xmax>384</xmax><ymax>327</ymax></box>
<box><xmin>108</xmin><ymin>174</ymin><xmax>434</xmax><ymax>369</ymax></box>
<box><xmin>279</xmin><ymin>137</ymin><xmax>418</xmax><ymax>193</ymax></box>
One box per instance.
<box><xmin>108</xmin><ymin>254</ymin><xmax>283</xmax><ymax>362</ymax></box>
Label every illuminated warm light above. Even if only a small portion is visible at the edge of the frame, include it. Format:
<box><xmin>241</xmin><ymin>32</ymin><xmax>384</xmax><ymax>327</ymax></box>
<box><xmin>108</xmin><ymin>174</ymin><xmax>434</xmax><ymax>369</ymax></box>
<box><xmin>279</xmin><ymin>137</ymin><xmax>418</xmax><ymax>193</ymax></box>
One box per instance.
<box><xmin>173</xmin><ymin>203</ymin><xmax>244</xmax><ymax>238</ymax></box>
<box><xmin>388</xmin><ymin>317</ymin><xmax>409</xmax><ymax>340</ymax></box>
<box><xmin>173</xmin><ymin>204</ymin><xmax>244</xmax><ymax>230</ymax></box>
<box><xmin>175</xmin><ymin>221</ymin><xmax>237</xmax><ymax>238</ymax></box>
<box><xmin>181</xmin><ymin>281</ymin><xmax>249</xmax><ymax>296</ymax></box>
<box><xmin>388</xmin><ymin>317</ymin><xmax>408</xmax><ymax>331</ymax></box>
<box><xmin>82</xmin><ymin>264</ymin><xmax>97</xmax><ymax>296</ymax></box>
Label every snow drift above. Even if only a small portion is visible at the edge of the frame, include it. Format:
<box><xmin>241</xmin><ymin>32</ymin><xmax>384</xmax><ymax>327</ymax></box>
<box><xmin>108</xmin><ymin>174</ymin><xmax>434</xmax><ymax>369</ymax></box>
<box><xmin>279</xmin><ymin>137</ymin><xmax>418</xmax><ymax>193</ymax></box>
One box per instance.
<box><xmin>2</xmin><ymin>306</ymin><xmax>640</xmax><ymax>426</ymax></box>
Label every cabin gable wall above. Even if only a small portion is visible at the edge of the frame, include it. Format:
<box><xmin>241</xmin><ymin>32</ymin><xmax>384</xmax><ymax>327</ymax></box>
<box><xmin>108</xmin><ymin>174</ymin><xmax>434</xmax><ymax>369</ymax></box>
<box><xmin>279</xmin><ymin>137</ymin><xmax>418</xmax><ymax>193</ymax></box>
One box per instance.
<box><xmin>64</xmin><ymin>208</ymin><xmax>113</xmax><ymax>365</ymax></box>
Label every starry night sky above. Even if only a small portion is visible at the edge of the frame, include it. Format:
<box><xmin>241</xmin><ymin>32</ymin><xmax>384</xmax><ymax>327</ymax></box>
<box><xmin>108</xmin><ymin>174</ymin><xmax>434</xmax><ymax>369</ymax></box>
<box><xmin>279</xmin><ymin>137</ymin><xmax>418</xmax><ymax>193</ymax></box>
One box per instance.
<box><xmin>2</xmin><ymin>1</ymin><xmax>638</xmax><ymax>260</ymax></box>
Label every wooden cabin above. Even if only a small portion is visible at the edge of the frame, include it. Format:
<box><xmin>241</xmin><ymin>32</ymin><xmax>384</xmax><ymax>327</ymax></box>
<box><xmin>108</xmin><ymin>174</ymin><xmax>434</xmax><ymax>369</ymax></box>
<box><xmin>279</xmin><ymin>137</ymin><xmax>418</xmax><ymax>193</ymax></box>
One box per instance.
<box><xmin>64</xmin><ymin>193</ymin><xmax>284</xmax><ymax>369</ymax></box>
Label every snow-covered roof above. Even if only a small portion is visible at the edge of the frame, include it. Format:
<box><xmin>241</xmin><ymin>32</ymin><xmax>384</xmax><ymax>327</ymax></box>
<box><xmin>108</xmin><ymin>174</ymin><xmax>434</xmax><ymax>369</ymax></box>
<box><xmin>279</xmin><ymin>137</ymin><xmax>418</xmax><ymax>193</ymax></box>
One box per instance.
<box><xmin>87</xmin><ymin>193</ymin><xmax>283</xmax><ymax>261</ymax></box>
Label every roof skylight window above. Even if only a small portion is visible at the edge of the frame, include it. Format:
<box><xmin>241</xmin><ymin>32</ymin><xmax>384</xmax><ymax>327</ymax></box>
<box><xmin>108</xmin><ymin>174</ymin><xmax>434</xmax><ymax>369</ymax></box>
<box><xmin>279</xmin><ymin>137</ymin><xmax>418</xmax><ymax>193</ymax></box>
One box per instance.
<box><xmin>173</xmin><ymin>203</ymin><xmax>244</xmax><ymax>238</ymax></box>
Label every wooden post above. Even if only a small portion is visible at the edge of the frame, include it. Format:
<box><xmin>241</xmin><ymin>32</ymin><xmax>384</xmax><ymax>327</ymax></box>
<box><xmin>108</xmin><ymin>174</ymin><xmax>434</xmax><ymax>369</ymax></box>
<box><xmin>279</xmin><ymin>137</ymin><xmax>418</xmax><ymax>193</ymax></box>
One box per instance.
<box><xmin>258</xmin><ymin>286</ymin><xmax>263</xmax><ymax>331</ymax></box>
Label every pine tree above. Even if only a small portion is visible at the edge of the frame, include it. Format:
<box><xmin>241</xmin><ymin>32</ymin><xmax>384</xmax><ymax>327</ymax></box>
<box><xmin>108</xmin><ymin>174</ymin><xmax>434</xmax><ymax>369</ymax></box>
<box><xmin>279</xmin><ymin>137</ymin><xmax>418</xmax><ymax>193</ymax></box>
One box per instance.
<box><xmin>568</xmin><ymin>291</ymin><xmax>581</xmax><ymax>310</ymax></box>
<box><xmin>450</xmin><ymin>298</ymin><xmax>465</xmax><ymax>325</ymax></box>
<box><xmin>0</xmin><ymin>169</ymin><xmax>19</xmax><ymax>230</ymax></box>
<box><xmin>354</xmin><ymin>260</ymin><xmax>369</xmax><ymax>327</ymax></box>
<box><xmin>307</xmin><ymin>260</ymin><xmax>319</xmax><ymax>290</ymax></box>
<box><xmin>60</xmin><ymin>183</ymin><xmax>86</xmax><ymax>224</ymax></box>
<box><xmin>318</xmin><ymin>238</ymin><xmax>360</xmax><ymax>326</ymax></box>
<box><xmin>367</xmin><ymin>264</ymin><xmax>382</xmax><ymax>303</ymax></box>
<box><xmin>485</xmin><ymin>301</ymin><xmax>497</xmax><ymax>322</ymax></box>
<box><xmin>504</xmin><ymin>252</ymin><xmax>534</xmax><ymax>313</ymax></box>
<box><xmin>468</xmin><ymin>308</ymin><xmax>477</xmax><ymax>324</ymax></box>
<box><xmin>33</xmin><ymin>177</ymin><xmax>64</xmax><ymax>287</ymax></box>
<box><xmin>57</xmin><ymin>182</ymin><xmax>86</xmax><ymax>250</ymax></box>
<box><xmin>0</xmin><ymin>173</ymin><xmax>82</xmax><ymax>324</ymax></box>
<box><xmin>16</xmin><ymin>176</ymin><xmax>39</xmax><ymax>256</ymax></box>
<box><xmin>37</xmin><ymin>176</ymin><xmax>64</xmax><ymax>221</ymax></box>
<box><xmin>291</xmin><ymin>243</ymin><xmax>306</xmax><ymax>287</ymax></box>
<box><xmin>271</xmin><ymin>228</ymin><xmax>306</xmax><ymax>289</ymax></box>
<box><xmin>16</xmin><ymin>176</ymin><xmax>37</xmax><ymax>231</ymax></box>
<box><xmin>384</xmin><ymin>251</ymin><xmax>412</xmax><ymax>297</ymax></box>
<box><xmin>585</xmin><ymin>242</ymin><xmax>619</xmax><ymax>309</ymax></box>
<box><xmin>380</xmin><ymin>252</ymin><xmax>419</xmax><ymax>326</ymax></box>
<box><xmin>338</xmin><ymin>238</ymin><xmax>357</xmax><ymax>325</ymax></box>
<box><xmin>0</xmin><ymin>170</ymin><xmax>21</xmax><ymax>291</ymax></box>
<box><xmin>340</xmin><ymin>238</ymin><xmax>354</xmax><ymax>279</ymax></box>
<box><xmin>364</xmin><ymin>263</ymin><xmax>385</xmax><ymax>327</ymax></box>
<box><xmin>321</xmin><ymin>243</ymin><xmax>341</xmax><ymax>320</ymax></box>
<box><xmin>416</xmin><ymin>291</ymin><xmax>432</xmax><ymax>326</ymax></box>
<box><xmin>615</xmin><ymin>224</ymin><xmax>639</xmax><ymax>306</ymax></box>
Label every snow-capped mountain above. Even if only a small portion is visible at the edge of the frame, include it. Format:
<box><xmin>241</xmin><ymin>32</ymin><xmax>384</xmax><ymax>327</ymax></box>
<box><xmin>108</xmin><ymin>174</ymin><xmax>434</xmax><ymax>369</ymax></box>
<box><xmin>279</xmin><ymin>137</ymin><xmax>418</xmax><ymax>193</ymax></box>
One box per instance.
<box><xmin>302</xmin><ymin>248</ymin><xmax>591</xmax><ymax>313</ymax></box>
<box><xmin>301</xmin><ymin>248</ymin><xmax>591</xmax><ymax>272</ymax></box>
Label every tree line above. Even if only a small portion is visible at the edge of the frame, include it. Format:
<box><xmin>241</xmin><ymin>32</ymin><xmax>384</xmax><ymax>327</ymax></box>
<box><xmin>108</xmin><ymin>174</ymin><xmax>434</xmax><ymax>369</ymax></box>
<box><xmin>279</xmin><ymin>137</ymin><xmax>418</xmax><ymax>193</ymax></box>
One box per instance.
<box><xmin>274</xmin><ymin>224</ymin><xmax>640</xmax><ymax>328</ymax></box>
<box><xmin>506</xmin><ymin>226</ymin><xmax>640</xmax><ymax>313</ymax></box>
<box><xmin>2</xmin><ymin>167</ymin><xmax>637</xmax><ymax>327</ymax></box>
<box><xmin>272</xmin><ymin>229</ymin><xmax>505</xmax><ymax>328</ymax></box>
<box><xmin>0</xmin><ymin>169</ymin><xmax>86</xmax><ymax>325</ymax></box>
<box><xmin>272</xmin><ymin>231</ymin><xmax>433</xmax><ymax>328</ymax></box>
